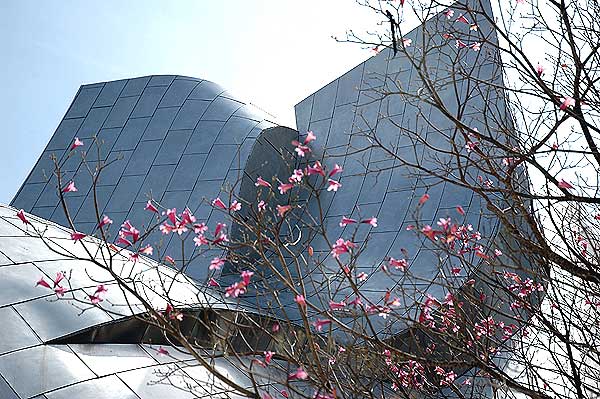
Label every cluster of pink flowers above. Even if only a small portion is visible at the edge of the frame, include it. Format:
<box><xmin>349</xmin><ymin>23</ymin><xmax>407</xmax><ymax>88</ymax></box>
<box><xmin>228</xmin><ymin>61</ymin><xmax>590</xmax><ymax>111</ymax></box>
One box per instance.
<box><xmin>434</xmin><ymin>366</ymin><xmax>457</xmax><ymax>386</ymax></box>
<box><xmin>501</xmin><ymin>271</ymin><xmax>544</xmax><ymax>310</ymax></box>
<box><xmin>165</xmin><ymin>303</ymin><xmax>184</xmax><ymax>321</ymax></box>
<box><xmin>88</xmin><ymin>284</ymin><xmax>108</xmax><ymax>304</ymax></box>
<box><xmin>441</xmin><ymin>10</ymin><xmax>481</xmax><ymax>52</ymax></box>
<box><xmin>158</xmin><ymin>207</ymin><xmax>196</xmax><ymax>236</ymax></box>
<box><xmin>224</xmin><ymin>270</ymin><xmax>254</xmax><ymax>298</ymax></box>
<box><xmin>390</xmin><ymin>359</ymin><xmax>426</xmax><ymax>390</ymax></box>
<box><xmin>331</xmin><ymin>238</ymin><xmax>356</xmax><ymax>259</ymax></box>
<box><xmin>409</xmin><ymin>209</ymin><xmax>501</xmax><ymax>262</ymax></box>
<box><xmin>36</xmin><ymin>272</ymin><xmax>68</xmax><ymax>296</ymax></box>
<box><xmin>155</xmin><ymin>205</ymin><xmax>229</xmax><ymax>250</ymax></box>
<box><xmin>117</xmin><ymin>220</ymin><xmax>140</xmax><ymax>247</ymax></box>
<box><xmin>339</xmin><ymin>216</ymin><xmax>377</xmax><ymax>227</ymax></box>
<box><xmin>418</xmin><ymin>292</ymin><xmax>462</xmax><ymax>333</ymax></box>
<box><xmin>277</xmin><ymin>132</ymin><xmax>345</xmax><ymax>194</ymax></box>
<box><xmin>212</xmin><ymin>197</ymin><xmax>242</xmax><ymax>212</ymax></box>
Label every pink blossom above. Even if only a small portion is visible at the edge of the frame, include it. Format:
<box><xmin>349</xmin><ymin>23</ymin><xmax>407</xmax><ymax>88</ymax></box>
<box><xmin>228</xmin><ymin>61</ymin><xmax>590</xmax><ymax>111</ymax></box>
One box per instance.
<box><xmin>389</xmin><ymin>257</ymin><xmax>408</xmax><ymax>271</ymax></box>
<box><xmin>258</xmin><ymin>200</ymin><xmax>266</xmax><ymax>212</ymax></box>
<box><xmin>229</xmin><ymin>200</ymin><xmax>241</xmax><ymax>212</ymax></box>
<box><xmin>347</xmin><ymin>296</ymin><xmax>362</xmax><ymax>307</ymax></box>
<box><xmin>139</xmin><ymin>245</ymin><xmax>153</xmax><ymax>255</ymax></box>
<box><xmin>212</xmin><ymin>198</ymin><xmax>227</xmax><ymax>210</ymax></box>
<box><xmin>116</xmin><ymin>234</ymin><xmax>132</xmax><ymax>247</ymax></box>
<box><xmin>536</xmin><ymin>64</ymin><xmax>545</xmax><ymax>77</ymax></box>
<box><xmin>558</xmin><ymin>179</ymin><xmax>573</xmax><ymax>189</ymax></box>
<box><xmin>157</xmin><ymin>347</ymin><xmax>169</xmax><ymax>355</ymax></box>
<box><xmin>288</xmin><ymin>368</ymin><xmax>308</xmax><ymax>380</ymax></box>
<box><xmin>418</xmin><ymin>193</ymin><xmax>430</xmax><ymax>205</ymax></box>
<box><xmin>120</xmin><ymin>220</ymin><xmax>140</xmax><ymax>243</ymax></box>
<box><xmin>278</xmin><ymin>182</ymin><xmax>294</xmax><ymax>194</ymax></box>
<box><xmin>329</xmin><ymin>300</ymin><xmax>346</xmax><ymax>310</ymax></box>
<box><xmin>70</xmin><ymin>137</ymin><xmax>84</xmax><ymax>150</ymax></box>
<box><xmin>225</xmin><ymin>281</ymin><xmax>247</xmax><ymax>298</ymax></box>
<box><xmin>62</xmin><ymin>181</ymin><xmax>77</xmax><ymax>193</ymax></box>
<box><xmin>181</xmin><ymin>208</ymin><xmax>196</xmax><ymax>224</ymax></box>
<box><xmin>456</xmin><ymin>14</ymin><xmax>469</xmax><ymax>23</ymax></box>
<box><xmin>361</xmin><ymin>217</ymin><xmax>378</xmax><ymax>227</ymax></box>
<box><xmin>402</xmin><ymin>38</ymin><xmax>412</xmax><ymax>47</ymax></box>
<box><xmin>98</xmin><ymin>215</ymin><xmax>113</xmax><ymax>228</ymax></box>
<box><xmin>455</xmin><ymin>39</ymin><xmax>467</xmax><ymax>49</ymax></box>
<box><xmin>304</xmin><ymin>131</ymin><xmax>316</xmax><ymax>144</ymax></box>
<box><xmin>470</xmin><ymin>42</ymin><xmax>481</xmax><ymax>51</ymax></box>
<box><xmin>294</xmin><ymin>294</ymin><xmax>306</xmax><ymax>307</ymax></box>
<box><xmin>465</xmin><ymin>141</ymin><xmax>479</xmax><ymax>152</ymax></box>
<box><xmin>272</xmin><ymin>322</ymin><xmax>280</xmax><ymax>333</ymax></box>
<box><xmin>164</xmin><ymin>255</ymin><xmax>175</xmax><ymax>265</ymax></box>
<box><xmin>95</xmin><ymin>284</ymin><xmax>108</xmax><ymax>295</ymax></box>
<box><xmin>255</xmin><ymin>176</ymin><xmax>272</xmax><ymax>188</ymax></box>
<box><xmin>277</xmin><ymin>205</ymin><xmax>292</xmax><ymax>217</ymax></box>
<box><xmin>494</xmin><ymin>249</ymin><xmax>503</xmax><ymax>256</ymax></box>
<box><xmin>36</xmin><ymin>277</ymin><xmax>52</xmax><ymax>289</ymax></box>
<box><xmin>213</xmin><ymin>233</ymin><xmax>229</xmax><ymax>244</ymax></box>
<box><xmin>470</xmin><ymin>24</ymin><xmax>478</xmax><ymax>31</ymax></box>
<box><xmin>145</xmin><ymin>200</ymin><xmax>158</xmax><ymax>213</ymax></box>
<box><xmin>444</xmin><ymin>9</ymin><xmax>454</xmax><ymax>19</ymax></box>
<box><xmin>214</xmin><ymin>222</ymin><xmax>226</xmax><ymax>237</ymax></box>
<box><xmin>331</xmin><ymin>238</ymin><xmax>355</xmax><ymax>258</ymax></box>
<box><xmin>89</xmin><ymin>294</ymin><xmax>103</xmax><ymax>304</ymax></box>
<box><xmin>54</xmin><ymin>286</ymin><xmax>66</xmax><ymax>296</ymax></box>
<box><xmin>159</xmin><ymin>223</ymin><xmax>173</xmax><ymax>235</ymax></box>
<box><xmin>241</xmin><ymin>270</ymin><xmax>254</xmax><ymax>285</ymax></box>
<box><xmin>208</xmin><ymin>278</ymin><xmax>220</xmax><ymax>287</ymax></box>
<box><xmin>293</xmin><ymin>144</ymin><xmax>311</xmax><ymax>157</ymax></box>
<box><xmin>307</xmin><ymin>161</ymin><xmax>325</xmax><ymax>176</ymax></box>
<box><xmin>339</xmin><ymin>216</ymin><xmax>357</xmax><ymax>227</ymax></box>
<box><xmin>327</xmin><ymin>179</ymin><xmax>342</xmax><ymax>192</ymax></box>
<box><xmin>165</xmin><ymin>208</ymin><xmax>177</xmax><ymax>224</ymax></box>
<box><xmin>194</xmin><ymin>223</ymin><xmax>208</xmax><ymax>234</ymax></box>
<box><xmin>193</xmin><ymin>234</ymin><xmax>208</xmax><ymax>246</ymax></box>
<box><xmin>357</xmin><ymin>272</ymin><xmax>368</xmax><ymax>281</ymax></box>
<box><xmin>53</xmin><ymin>272</ymin><xmax>64</xmax><ymax>287</ymax></box>
<box><xmin>328</xmin><ymin>164</ymin><xmax>343</xmax><ymax>177</ymax></box>
<box><xmin>456</xmin><ymin>206</ymin><xmax>465</xmax><ymax>215</ymax></box>
<box><xmin>210</xmin><ymin>257</ymin><xmax>226</xmax><ymax>270</ymax></box>
<box><xmin>71</xmin><ymin>232</ymin><xmax>86</xmax><ymax>241</ymax></box>
<box><xmin>313</xmin><ymin>318</ymin><xmax>332</xmax><ymax>332</ymax></box>
<box><xmin>437</xmin><ymin>217</ymin><xmax>452</xmax><ymax>230</ymax></box>
<box><xmin>289</xmin><ymin>169</ymin><xmax>304</xmax><ymax>183</ymax></box>
<box><xmin>451</xmin><ymin>267</ymin><xmax>461</xmax><ymax>275</ymax></box>
<box><xmin>264</xmin><ymin>351</ymin><xmax>274</xmax><ymax>365</ymax></box>
<box><xmin>17</xmin><ymin>209</ymin><xmax>29</xmax><ymax>225</ymax></box>
<box><xmin>560</xmin><ymin>96</ymin><xmax>575</xmax><ymax>110</ymax></box>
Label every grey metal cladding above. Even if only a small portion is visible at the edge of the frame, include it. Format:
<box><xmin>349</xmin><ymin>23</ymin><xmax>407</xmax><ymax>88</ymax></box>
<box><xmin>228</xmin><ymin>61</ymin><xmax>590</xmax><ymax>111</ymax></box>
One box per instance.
<box><xmin>12</xmin><ymin>76</ymin><xmax>277</xmax><ymax>281</ymax></box>
<box><xmin>0</xmin><ymin>345</ymin><xmax>96</xmax><ymax>398</ymax></box>
<box><xmin>225</xmin><ymin>1</ymin><xmax>521</xmax><ymax>336</ymax></box>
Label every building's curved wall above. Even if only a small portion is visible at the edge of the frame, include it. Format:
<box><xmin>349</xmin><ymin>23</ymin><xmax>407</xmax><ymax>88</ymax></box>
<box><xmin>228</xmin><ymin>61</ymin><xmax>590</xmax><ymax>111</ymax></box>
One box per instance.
<box><xmin>11</xmin><ymin>76</ymin><xmax>279</xmax><ymax>281</ymax></box>
<box><xmin>0</xmin><ymin>204</ymin><xmax>259</xmax><ymax>399</ymax></box>
<box><xmin>229</xmin><ymin>0</ymin><xmax>530</xmax><ymax>340</ymax></box>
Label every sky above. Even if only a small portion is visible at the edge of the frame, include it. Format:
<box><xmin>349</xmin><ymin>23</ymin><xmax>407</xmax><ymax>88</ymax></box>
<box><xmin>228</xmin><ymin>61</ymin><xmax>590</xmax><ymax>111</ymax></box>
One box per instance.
<box><xmin>0</xmin><ymin>0</ymin><xmax>381</xmax><ymax>204</ymax></box>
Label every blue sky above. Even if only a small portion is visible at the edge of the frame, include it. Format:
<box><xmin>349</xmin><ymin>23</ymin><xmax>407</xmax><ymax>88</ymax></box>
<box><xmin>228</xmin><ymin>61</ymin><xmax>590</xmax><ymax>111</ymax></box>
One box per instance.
<box><xmin>0</xmin><ymin>1</ymin><xmax>378</xmax><ymax>203</ymax></box>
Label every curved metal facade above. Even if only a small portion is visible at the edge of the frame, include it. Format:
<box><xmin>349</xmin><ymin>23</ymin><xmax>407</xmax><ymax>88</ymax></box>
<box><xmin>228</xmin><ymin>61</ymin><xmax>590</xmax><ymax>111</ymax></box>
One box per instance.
<box><xmin>4</xmin><ymin>0</ymin><xmax>535</xmax><ymax>397</ymax></box>
<box><xmin>11</xmin><ymin>75</ymin><xmax>278</xmax><ymax>281</ymax></box>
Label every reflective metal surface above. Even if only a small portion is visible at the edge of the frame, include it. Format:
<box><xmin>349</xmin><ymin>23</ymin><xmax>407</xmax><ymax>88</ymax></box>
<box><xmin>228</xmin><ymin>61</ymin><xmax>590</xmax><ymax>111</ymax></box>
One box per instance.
<box><xmin>1</xmin><ymin>0</ymin><xmax>532</xmax><ymax>396</ymax></box>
